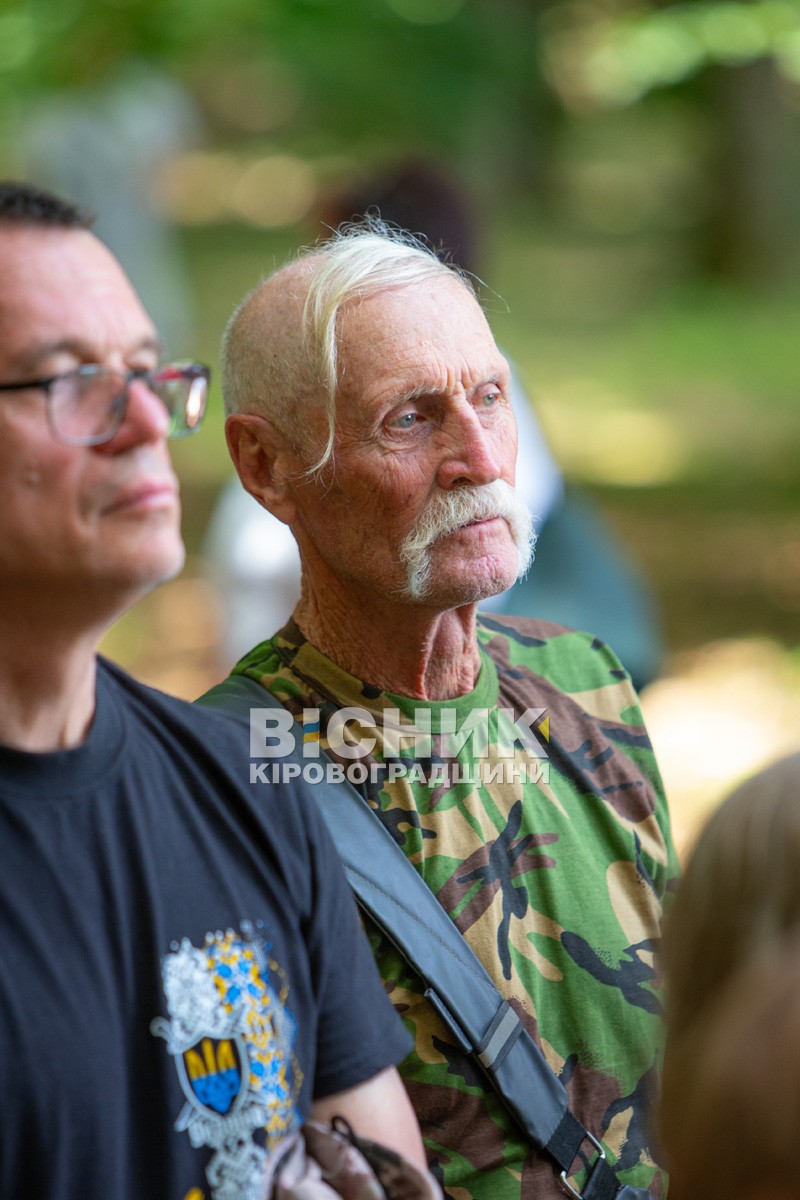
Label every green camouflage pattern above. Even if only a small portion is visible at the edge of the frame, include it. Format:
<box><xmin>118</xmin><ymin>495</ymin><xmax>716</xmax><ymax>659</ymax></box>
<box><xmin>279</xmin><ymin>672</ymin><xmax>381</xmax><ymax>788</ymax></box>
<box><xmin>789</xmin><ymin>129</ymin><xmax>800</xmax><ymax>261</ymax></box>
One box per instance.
<box><xmin>234</xmin><ymin>614</ymin><xmax>678</xmax><ymax>1199</ymax></box>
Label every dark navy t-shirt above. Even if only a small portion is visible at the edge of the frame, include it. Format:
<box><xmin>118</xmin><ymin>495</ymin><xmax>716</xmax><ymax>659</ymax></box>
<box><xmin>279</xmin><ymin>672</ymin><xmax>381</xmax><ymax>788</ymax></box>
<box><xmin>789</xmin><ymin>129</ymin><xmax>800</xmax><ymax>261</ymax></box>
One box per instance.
<box><xmin>0</xmin><ymin>657</ymin><xmax>410</xmax><ymax>1200</ymax></box>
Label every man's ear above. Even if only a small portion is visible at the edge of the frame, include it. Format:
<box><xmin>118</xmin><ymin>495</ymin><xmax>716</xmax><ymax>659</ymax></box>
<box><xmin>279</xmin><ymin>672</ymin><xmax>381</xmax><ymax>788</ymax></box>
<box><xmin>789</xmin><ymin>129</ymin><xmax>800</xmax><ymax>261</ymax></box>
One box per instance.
<box><xmin>225</xmin><ymin>413</ymin><xmax>298</xmax><ymax>525</ymax></box>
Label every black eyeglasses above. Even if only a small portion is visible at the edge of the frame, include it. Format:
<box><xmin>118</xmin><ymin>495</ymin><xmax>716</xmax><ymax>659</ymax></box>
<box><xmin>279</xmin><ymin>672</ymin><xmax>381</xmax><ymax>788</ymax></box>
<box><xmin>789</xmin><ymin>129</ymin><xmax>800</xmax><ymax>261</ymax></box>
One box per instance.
<box><xmin>0</xmin><ymin>362</ymin><xmax>210</xmax><ymax>446</ymax></box>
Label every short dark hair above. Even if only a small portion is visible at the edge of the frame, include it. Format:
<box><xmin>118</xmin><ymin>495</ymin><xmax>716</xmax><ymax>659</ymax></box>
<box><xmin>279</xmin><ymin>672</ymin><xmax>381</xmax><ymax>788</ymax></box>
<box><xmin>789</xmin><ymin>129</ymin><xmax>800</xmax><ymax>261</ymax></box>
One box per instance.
<box><xmin>0</xmin><ymin>181</ymin><xmax>93</xmax><ymax>229</ymax></box>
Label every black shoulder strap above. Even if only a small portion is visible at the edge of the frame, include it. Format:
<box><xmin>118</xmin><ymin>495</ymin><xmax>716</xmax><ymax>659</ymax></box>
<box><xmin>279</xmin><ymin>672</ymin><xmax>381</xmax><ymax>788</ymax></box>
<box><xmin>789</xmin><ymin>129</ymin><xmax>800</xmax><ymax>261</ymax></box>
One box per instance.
<box><xmin>197</xmin><ymin>675</ymin><xmax>655</xmax><ymax>1200</ymax></box>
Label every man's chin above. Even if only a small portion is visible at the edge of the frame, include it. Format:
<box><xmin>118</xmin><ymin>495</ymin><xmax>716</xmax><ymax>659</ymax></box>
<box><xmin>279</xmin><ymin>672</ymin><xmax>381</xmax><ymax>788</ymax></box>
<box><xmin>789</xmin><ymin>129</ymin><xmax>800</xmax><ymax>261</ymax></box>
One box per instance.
<box><xmin>115</xmin><ymin>534</ymin><xmax>186</xmax><ymax>596</ymax></box>
<box><xmin>152</xmin><ymin>536</ymin><xmax>187</xmax><ymax>584</ymax></box>
<box><xmin>408</xmin><ymin>558</ymin><xmax>520</xmax><ymax>610</ymax></box>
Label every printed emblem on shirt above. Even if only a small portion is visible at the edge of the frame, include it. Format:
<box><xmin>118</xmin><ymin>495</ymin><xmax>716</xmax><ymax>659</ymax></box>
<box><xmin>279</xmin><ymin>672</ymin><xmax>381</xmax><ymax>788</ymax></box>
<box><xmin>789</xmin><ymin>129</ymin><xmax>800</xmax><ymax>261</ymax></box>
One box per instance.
<box><xmin>151</xmin><ymin>920</ymin><xmax>302</xmax><ymax>1200</ymax></box>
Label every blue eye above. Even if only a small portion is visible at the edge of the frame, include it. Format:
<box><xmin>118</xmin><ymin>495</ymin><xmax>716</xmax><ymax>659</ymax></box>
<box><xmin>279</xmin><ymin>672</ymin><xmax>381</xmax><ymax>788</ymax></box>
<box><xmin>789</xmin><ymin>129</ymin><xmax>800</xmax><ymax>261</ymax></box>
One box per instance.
<box><xmin>393</xmin><ymin>411</ymin><xmax>418</xmax><ymax>429</ymax></box>
<box><xmin>481</xmin><ymin>391</ymin><xmax>499</xmax><ymax>408</ymax></box>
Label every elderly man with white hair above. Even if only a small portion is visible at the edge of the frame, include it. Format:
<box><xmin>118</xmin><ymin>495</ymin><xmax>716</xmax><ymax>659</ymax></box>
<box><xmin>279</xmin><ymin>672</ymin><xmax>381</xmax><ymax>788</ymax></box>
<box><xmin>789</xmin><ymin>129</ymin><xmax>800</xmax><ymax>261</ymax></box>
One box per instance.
<box><xmin>209</xmin><ymin>223</ymin><xmax>678</xmax><ymax>1200</ymax></box>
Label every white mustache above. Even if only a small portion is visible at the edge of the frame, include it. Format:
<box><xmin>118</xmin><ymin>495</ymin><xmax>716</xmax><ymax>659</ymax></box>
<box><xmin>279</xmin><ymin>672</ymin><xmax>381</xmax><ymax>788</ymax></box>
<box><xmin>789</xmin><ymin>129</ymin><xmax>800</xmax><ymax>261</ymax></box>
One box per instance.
<box><xmin>399</xmin><ymin>480</ymin><xmax>535</xmax><ymax>599</ymax></box>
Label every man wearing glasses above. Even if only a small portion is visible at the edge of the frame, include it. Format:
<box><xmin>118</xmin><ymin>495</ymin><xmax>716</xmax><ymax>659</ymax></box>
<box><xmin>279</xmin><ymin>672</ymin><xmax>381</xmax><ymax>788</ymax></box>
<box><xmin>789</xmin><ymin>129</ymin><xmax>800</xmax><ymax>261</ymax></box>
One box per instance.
<box><xmin>0</xmin><ymin>183</ymin><xmax>425</xmax><ymax>1200</ymax></box>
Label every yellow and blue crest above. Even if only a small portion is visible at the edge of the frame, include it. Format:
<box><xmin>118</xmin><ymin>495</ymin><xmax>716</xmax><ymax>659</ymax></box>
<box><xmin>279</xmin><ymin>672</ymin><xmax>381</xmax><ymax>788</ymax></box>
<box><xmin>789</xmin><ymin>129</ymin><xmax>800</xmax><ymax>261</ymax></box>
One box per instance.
<box><xmin>178</xmin><ymin>1035</ymin><xmax>247</xmax><ymax>1118</ymax></box>
<box><xmin>151</xmin><ymin>921</ymin><xmax>303</xmax><ymax>1200</ymax></box>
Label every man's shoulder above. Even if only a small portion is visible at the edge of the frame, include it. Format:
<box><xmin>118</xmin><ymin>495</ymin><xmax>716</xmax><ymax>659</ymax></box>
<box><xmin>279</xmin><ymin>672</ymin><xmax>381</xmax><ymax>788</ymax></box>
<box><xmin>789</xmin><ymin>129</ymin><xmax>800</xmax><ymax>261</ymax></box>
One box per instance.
<box><xmin>99</xmin><ymin>656</ymin><xmax>251</xmax><ymax>744</ymax></box>
<box><xmin>100</xmin><ymin>657</ymin><xmax>329</xmax><ymax>841</ymax></box>
<box><xmin>97</xmin><ymin>657</ymin><xmax>262</xmax><ymax>768</ymax></box>
<box><xmin>477</xmin><ymin>613</ymin><xmax>629</xmax><ymax>678</ymax></box>
<box><xmin>476</xmin><ymin>613</ymin><xmax>648</xmax><ymax>738</ymax></box>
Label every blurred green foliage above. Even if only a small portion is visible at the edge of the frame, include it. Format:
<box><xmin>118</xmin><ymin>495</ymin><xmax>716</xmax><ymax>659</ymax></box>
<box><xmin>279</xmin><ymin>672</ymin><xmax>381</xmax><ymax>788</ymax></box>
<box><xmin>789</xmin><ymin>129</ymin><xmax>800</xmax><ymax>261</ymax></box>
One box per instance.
<box><xmin>3</xmin><ymin>0</ymin><xmax>800</xmax><ymax>658</ymax></box>
<box><xmin>0</xmin><ymin>0</ymin><xmax>543</xmax><ymax>182</ymax></box>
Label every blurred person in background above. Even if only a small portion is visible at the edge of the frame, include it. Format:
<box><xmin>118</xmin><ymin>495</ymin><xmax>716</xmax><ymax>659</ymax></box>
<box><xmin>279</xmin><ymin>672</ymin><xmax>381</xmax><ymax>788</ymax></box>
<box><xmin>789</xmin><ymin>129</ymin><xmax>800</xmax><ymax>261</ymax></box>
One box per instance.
<box><xmin>205</xmin><ymin>160</ymin><xmax>664</xmax><ymax>690</ymax></box>
<box><xmin>660</xmin><ymin>947</ymin><xmax>800</xmax><ymax>1200</ymax></box>
<box><xmin>0</xmin><ymin>182</ymin><xmax>425</xmax><ymax>1200</ymax></box>
<box><xmin>214</xmin><ymin>220</ymin><xmax>678</xmax><ymax>1199</ymax></box>
<box><xmin>20</xmin><ymin>64</ymin><xmax>201</xmax><ymax>355</ymax></box>
<box><xmin>659</xmin><ymin>751</ymin><xmax>800</xmax><ymax>1200</ymax></box>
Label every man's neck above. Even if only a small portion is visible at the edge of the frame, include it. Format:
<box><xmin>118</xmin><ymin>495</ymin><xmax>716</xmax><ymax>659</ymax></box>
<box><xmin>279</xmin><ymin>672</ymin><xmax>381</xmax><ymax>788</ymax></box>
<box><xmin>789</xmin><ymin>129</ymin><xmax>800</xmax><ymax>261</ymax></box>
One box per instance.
<box><xmin>0</xmin><ymin>577</ymin><xmax>158</xmax><ymax>752</ymax></box>
<box><xmin>293</xmin><ymin>581</ymin><xmax>483</xmax><ymax>701</ymax></box>
<box><xmin>0</xmin><ymin>599</ymin><xmax>104</xmax><ymax>751</ymax></box>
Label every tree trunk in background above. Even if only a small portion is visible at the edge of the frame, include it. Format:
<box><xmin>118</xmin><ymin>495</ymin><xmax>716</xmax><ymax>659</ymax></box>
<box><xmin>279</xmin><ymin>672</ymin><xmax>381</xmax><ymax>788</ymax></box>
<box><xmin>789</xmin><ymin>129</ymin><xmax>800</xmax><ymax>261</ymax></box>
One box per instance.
<box><xmin>699</xmin><ymin>57</ymin><xmax>798</xmax><ymax>286</ymax></box>
<box><xmin>465</xmin><ymin>0</ymin><xmax>555</xmax><ymax>206</ymax></box>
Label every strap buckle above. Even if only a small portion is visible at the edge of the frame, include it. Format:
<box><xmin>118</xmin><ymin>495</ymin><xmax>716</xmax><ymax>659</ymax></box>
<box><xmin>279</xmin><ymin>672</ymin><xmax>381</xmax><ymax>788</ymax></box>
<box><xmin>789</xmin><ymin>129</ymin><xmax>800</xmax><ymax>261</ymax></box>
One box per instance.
<box><xmin>559</xmin><ymin>1129</ymin><xmax>606</xmax><ymax>1200</ymax></box>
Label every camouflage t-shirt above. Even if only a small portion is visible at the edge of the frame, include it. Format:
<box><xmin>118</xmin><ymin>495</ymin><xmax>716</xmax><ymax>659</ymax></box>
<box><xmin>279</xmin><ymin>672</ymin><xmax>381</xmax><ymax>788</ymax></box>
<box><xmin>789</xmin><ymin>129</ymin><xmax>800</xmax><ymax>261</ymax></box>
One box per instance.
<box><xmin>235</xmin><ymin>614</ymin><xmax>678</xmax><ymax>1200</ymax></box>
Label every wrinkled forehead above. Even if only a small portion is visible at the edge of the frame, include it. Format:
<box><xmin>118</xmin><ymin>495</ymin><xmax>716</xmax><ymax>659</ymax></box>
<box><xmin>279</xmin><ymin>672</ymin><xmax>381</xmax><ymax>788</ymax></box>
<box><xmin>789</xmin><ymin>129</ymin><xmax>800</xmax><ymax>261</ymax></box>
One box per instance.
<box><xmin>0</xmin><ymin>225</ymin><xmax>157</xmax><ymax>375</ymax></box>
<box><xmin>335</xmin><ymin>274</ymin><xmax>506</xmax><ymax>400</ymax></box>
